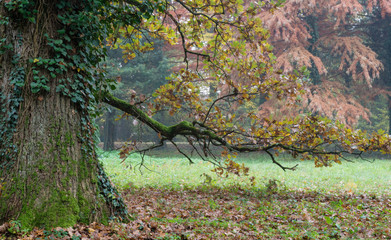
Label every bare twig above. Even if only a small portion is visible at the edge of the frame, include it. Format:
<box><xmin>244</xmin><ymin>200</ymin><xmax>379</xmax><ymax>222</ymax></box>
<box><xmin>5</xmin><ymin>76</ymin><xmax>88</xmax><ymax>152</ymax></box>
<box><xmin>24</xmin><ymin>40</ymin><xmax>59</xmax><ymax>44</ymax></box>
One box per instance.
<box><xmin>170</xmin><ymin>139</ymin><xmax>194</xmax><ymax>164</ymax></box>
<box><xmin>265</xmin><ymin>149</ymin><xmax>298</xmax><ymax>171</ymax></box>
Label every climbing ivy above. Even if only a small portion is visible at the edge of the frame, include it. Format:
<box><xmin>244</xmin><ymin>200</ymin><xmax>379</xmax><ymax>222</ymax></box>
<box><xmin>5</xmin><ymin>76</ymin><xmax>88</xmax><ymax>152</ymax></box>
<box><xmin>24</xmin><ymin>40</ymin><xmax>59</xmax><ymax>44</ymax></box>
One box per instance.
<box><xmin>0</xmin><ymin>0</ymin><xmax>159</xmax><ymax>219</ymax></box>
<box><xmin>97</xmin><ymin>163</ymin><xmax>128</xmax><ymax>220</ymax></box>
<box><xmin>0</xmin><ymin>33</ymin><xmax>24</xmax><ymax>171</ymax></box>
<box><xmin>0</xmin><ymin>1</ymin><xmax>34</xmax><ymax>170</ymax></box>
<box><xmin>4</xmin><ymin>0</ymin><xmax>36</xmax><ymax>23</ymax></box>
<box><xmin>51</xmin><ymin>0</ymin><xmax>131</xmax><ymax>218</ymax></box>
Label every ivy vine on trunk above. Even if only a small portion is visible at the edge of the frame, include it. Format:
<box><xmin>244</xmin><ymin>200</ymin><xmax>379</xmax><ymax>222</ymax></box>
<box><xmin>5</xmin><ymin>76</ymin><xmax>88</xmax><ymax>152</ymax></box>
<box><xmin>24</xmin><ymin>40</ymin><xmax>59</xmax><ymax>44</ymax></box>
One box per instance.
<box><xmin>0</xmin><ymin>0</ymin><xmax>133</xmax><ymax>228</ymax></box>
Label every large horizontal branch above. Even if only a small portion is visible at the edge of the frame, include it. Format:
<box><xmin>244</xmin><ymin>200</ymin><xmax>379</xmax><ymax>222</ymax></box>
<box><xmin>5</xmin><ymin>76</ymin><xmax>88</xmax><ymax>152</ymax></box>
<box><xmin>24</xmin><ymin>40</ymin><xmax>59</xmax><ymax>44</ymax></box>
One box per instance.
<box><xmin>102</xmin><ymin>93</ymin><xmax>276</xmax><ymax>153</ymax></box>
<box><xmin>102</xmin><ymin>93</ymin><xmax>362</xmax><ymax>171</ymax></box>
<box><xmin>102</xmin><ymin>93</ymin><xmax>222</xmax><ymax>142</ymax></box>
<box><xmin>102</xmin><ymin>93</ymin><xmax>260</xmax><ymax>149</ymax></box>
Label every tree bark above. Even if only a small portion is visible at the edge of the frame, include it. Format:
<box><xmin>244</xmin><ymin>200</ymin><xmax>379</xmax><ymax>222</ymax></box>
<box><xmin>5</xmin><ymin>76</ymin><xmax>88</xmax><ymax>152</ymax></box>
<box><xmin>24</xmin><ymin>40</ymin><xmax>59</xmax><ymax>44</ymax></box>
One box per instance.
<box><xmin>0</xmin><ymin>0</ymin><xmax>122</xmax><ymax>229</ymax></box>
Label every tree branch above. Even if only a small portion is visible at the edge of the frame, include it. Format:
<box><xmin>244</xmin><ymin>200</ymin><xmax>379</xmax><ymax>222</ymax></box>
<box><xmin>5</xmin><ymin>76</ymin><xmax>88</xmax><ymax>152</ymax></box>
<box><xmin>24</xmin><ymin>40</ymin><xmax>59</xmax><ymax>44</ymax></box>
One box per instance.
<box><xmin>102</xmin><ymin>92</ymin><xmax>366</xmax><ymax>170</ymax></box>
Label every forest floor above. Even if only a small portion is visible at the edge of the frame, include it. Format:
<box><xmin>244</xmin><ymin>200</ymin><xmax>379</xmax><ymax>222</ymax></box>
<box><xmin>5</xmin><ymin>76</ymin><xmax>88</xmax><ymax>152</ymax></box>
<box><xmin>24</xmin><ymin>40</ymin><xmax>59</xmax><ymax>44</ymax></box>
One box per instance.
<box><xmin>8</xmin><ymin>187</ymin><xmax>391</xmax><ymax>239</ymax></box>
<box><xmin>3</xmin><ymin>151</ymin><xmax>391</xmax><ymax>239</ymax></box>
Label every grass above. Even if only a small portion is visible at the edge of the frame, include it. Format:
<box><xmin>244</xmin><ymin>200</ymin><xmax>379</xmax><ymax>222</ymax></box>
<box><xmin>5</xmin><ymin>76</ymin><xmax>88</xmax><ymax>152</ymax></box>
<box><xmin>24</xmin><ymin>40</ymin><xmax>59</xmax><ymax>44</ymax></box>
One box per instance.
<box><xmin>8</xmin><ymin>149</ymin><xmax>390</xmax><ymax>239</ymax></box>
<box><xmin>99</xmin><ymin>149</ymin><xmax>391</xmax><ymax>195</ymax></box>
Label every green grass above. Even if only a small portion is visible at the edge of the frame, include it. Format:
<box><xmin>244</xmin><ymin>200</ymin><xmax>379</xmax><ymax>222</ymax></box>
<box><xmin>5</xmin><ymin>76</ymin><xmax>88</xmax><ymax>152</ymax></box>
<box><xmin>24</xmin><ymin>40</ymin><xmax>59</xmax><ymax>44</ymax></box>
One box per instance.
<box><xmin>10</xmin><ymin>149</ymin><xmax>391</xmax><ymax>239</ymax></box>
<box><xmin>99</xmin><ymin>149</ymin><xmax>391</xmax><ymax>195</ymax></box>
<box><xmin>9</xmin><ymin>150</ymin><xmax>389</xmax><ymax>239</ymax></box>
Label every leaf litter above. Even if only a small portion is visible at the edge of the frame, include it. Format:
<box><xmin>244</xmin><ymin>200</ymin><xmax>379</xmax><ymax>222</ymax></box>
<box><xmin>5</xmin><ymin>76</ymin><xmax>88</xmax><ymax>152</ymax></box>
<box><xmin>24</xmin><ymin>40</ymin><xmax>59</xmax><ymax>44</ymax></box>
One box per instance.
<box><xmin>2</xmin><ymin>186</ymin><xmax>391</xmax><ymax>239</ymax></box>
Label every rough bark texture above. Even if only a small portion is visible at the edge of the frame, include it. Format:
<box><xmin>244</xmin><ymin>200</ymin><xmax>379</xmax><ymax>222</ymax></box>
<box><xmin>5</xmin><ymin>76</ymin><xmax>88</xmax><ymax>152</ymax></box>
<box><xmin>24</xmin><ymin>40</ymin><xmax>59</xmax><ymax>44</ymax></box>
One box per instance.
<box><xmin>0</xmin><ymin>0</ymin><xmax>110</xmax><ymax>228</ymax></box>
<box><xmin>1</xmin><ymin>87</ymin><xmax>108</xmax><ymax>228</ymax></box>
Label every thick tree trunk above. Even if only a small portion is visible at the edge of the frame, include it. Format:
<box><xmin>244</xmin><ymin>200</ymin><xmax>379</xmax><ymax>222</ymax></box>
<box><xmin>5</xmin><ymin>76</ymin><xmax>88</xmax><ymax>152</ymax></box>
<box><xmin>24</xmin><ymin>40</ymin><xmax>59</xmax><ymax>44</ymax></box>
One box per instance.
<box><xmin>1</xmin><ymin>85</ymin><xmax>108</xmax><ymax>228</ymax></box>
<box><xmin>0</xmin><ymin>0</ymin><xmax>122</xmax><ymax>229</ymax></box>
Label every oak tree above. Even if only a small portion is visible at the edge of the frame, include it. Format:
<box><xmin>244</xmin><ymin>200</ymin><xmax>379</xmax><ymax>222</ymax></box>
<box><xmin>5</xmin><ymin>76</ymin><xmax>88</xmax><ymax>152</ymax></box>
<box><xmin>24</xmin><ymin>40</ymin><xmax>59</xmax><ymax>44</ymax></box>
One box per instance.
<box><xmin>1</xmin><ymin>0</ymin><xmax>390</xmax><ymax>230</ymax></box>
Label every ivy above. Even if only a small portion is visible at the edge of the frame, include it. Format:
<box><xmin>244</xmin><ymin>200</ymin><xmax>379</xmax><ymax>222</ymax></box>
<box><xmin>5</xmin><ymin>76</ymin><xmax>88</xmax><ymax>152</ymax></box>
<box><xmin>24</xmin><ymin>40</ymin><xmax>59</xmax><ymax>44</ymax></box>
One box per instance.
<box><xmin>0</xmin><ymin>16</ymin><xmax>9</xmax><ymax>25</ymax></box>
<box><xmin>0</xmin><ymin>39</ymin><xmax>12</xmax><ymax>55</ymax></box>
<box><xmin>30</xmin><ymin>69</ymin><xmax>50</xmax><ymax>93</ymax></box>
<box><xmin>4</xmin><ymin>0</ymin><xmax>36</xmax><ymax>23</ymax></box>
<box><xmin>0</xmin><ymin>0</ymin><xmax>158</xmax><ymax>220</ymax></box>
<box><xmin>0</xmin><ymin>55</ymin><xmax>25</xmax><ymax>170</ymax></box>
<box><xmin>47</xmin><ymin>0</ymin><xmax>140</xmax><ymax>218</ymax></box>
<box><xmin>0</xmin><ymin>16</ymin><xmax>11</xmax><ymax>55</ymax></box>
<box><xmin>97</xmin><ymin>163</ymin><xmax>128</xmax><ymax>219</ymax></box>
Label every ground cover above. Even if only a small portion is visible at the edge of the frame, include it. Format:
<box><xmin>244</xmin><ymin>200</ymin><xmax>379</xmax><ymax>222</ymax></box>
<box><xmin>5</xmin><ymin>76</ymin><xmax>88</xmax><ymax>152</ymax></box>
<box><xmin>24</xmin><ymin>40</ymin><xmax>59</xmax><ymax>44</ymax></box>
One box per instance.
<box><xmin>101</xmin><ymin>150</ymin><xmax>391</xmax><ymax>195</ymax></box>
<box><xmin>2</xmin><ymin>150</ymin><xmax>390</xmax><ymax>239</ymax></box>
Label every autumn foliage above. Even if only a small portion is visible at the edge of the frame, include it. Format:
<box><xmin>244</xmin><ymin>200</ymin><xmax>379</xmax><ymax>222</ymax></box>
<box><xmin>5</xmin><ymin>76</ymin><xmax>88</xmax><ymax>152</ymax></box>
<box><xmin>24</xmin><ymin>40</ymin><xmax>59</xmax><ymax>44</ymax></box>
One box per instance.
<box><xmin>98</xmin><ymin>0</ymin><xmax>391</xmax><ymax>174</ymax></box>
<box><xmin>257</xmin><ymin>0</ymin><xmax>391</xmax><ymax>126</ymax></box>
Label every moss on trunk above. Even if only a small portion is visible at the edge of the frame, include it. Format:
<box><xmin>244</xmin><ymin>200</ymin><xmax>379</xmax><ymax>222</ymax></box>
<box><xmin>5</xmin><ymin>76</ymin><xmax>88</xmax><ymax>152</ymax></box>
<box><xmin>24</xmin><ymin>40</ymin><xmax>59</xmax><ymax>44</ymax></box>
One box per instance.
<box><xmin>0</xmin><ymin>0</ymin><xmax>124</xmax><ymax>229</ymax></box>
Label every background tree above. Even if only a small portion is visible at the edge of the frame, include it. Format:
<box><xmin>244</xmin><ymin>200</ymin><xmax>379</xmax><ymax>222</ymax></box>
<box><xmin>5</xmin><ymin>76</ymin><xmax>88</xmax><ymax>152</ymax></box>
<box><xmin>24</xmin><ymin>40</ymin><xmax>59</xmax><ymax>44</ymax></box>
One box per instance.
<box><xmin>257</xmin><ymin>0</ymin><xmax>391</xmax><ymax>129</ymax></box>
<box><xmin>102</xmin><ymin>107</ymin><xmax>117</xmax><ymax>151</ymax></box>
<box><xmin>367</xmin><ymin>13</ymin><xmax>391</xmax><ymax>133</ymax></box>
<box><xmin>100</xmin><ymin>38</ymin><xmax>174</xmax><ymax>150</ymax></box>
<box><xmin>1</xmin><ymin>0</ymin><xmax>391</xmax><ymax>230</ymax></box>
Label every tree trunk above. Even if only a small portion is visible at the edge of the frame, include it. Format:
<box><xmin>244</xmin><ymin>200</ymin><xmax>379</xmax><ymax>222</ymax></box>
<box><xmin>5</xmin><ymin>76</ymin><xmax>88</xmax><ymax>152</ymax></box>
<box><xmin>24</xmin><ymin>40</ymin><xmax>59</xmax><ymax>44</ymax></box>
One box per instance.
<box><xmin>305</xmin><ymin>15</ymin><xmax>321</xmax><ymax>85</ymax></box>
<box><xmin>103</xmin><ymin>108</ymin><xmax>116</xmax><ymax>151</ymax></box>
<box><xmin>368</xmin><ymin>18</ymin><xmax>391</xmax><ymax>134</ymax></box>
<box><xmin>0</xmin><ymin>0</ymin><xmax>124</xmax><ymax>229</ymax></box>
<box><xmin>388</xmin><ymin>96</ymin><xmax>391</xmax><ymax>134</ymax></box>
